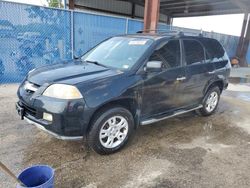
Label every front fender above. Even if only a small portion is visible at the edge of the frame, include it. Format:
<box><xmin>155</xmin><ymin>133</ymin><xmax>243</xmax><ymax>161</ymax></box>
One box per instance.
<box><xmin>77</xmin><ymin>74</ymin><xmax>143</xmax><ymax>133</ymax></box>
<box><xmin>79</xmin><ymin>74</ymin><xmax>141</xmax><ymax>109</ymax></box>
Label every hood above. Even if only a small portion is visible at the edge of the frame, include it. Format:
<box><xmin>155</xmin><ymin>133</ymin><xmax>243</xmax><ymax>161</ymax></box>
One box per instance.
<box><xmin>27</xmin><ymin>60</ymin><xmax>123</xmax><ymax>86</ymax></box>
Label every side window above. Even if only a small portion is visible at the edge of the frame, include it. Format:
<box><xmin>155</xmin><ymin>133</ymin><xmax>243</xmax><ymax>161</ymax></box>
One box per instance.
<box><xmin>200</xmin><ymin>38</ymin><xmax>226</xmax><ymax>62</ymax></box>
<box><xmin>183</xmin><ymin>40</ymin><xmax>205</xmax><ymax>65</ymax></box>
<box><xmin>149</xmin><ymin>40</ymin><xmax>181</xmax><ymax>69</ymax></box>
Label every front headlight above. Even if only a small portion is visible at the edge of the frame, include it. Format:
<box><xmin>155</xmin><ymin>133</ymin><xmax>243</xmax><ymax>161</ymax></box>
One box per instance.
<box><xmin>43</xmin><ymin>84</ymin><xmax>83</xmax><ymax>99</ymax></box>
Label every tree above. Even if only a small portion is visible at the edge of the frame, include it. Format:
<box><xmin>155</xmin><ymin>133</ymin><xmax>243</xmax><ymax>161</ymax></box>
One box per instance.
<box><xmin>47</xmin><ymin>0</ymin><xmax>63</xmax><ymax>8</ymax></box>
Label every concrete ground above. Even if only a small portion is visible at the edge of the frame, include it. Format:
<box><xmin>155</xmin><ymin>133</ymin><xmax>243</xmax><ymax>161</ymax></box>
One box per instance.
<box><xmin>1</xmin><ymin>69</ymin><xmax>250</xmax><ymax>188</ymax></box>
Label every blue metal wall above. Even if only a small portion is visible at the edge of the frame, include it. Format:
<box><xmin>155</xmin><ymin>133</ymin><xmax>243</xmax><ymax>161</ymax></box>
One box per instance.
<box><xmin>127</xmin><ymin>19</ymin><xmax>143</xmax><ymax>34</ymax></box>
<box><xmin>247</xmin><ymin>45</ymin><xmax>250</xmax><ymax>63</ymax></box>
<box><xmin>0</xmin><ymin>1</ymin><xmax>247</xmax><ymax>83</ymax></box>
<box><xmin>74</xmin><ymin>12</ymin><xmax>127</xmax><ymax>57</ymax></box>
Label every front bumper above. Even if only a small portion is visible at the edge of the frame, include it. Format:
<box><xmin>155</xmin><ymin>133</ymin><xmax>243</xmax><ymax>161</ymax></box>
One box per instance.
<box><xmin>16</xmin><ymin>95</ymin><xmax>87</xmax><ymax>139</ymax></box>
<box><xmin>24</xmin><ymin>117</ymin><xmax>83</xmax><ymax>140</ymax></box>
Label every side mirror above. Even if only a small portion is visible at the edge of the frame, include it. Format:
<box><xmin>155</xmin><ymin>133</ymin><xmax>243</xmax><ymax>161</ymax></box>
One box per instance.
<box><xmin>73</xmin><ymin>55</ymin><xmax>80</xmax><ymax>60</ymax></box>
<box><xmin>145</xmin><ymin>61</ymin><xmax>162</xmax><ymax>72</ymax></box>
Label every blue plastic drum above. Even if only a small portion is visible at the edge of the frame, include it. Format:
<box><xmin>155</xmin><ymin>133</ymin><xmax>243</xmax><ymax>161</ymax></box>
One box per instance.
<box><xmin>17</xmin><ymin>165</ymin><xmax>54</xmax><ymax>188</ymax></box>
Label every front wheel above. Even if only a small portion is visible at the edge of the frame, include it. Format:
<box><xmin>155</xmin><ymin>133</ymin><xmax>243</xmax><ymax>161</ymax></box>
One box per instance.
<box><xmin>198</xmin><ymin>86</ymin><xmax>221</xmax><ymax>116</ymax></box>
<box><xmin>87</xmin><ymin>106</ymin><xmax>134</xmax><ymax>155</ymax></box>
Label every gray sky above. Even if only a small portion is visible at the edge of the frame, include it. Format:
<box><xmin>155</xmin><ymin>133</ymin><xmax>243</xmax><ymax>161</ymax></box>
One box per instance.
<box><xmin>173</xmin><ymin>14</ymin><xmax>244</xmax><ymax>36</ymax></box>
<box><xmin>3</xmin><ymin>0</ymin><xmax>48</xmax><ymax>6</ymax></box>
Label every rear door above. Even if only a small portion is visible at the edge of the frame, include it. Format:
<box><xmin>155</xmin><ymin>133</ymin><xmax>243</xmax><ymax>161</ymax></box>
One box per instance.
<box><xmin>182</xmin><ymin>39</ymin><xmax>215</xmax><ymax>105</ymax></box>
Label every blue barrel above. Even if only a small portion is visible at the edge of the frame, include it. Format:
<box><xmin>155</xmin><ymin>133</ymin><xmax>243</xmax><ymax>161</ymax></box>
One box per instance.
<box><xmin>17</xmin><ymin>165</ymin><xmax>54</xmax><ymax>188</ymax></box>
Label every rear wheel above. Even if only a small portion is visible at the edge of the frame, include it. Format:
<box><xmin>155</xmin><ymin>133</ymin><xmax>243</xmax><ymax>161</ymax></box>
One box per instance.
<box><xmin>87</xmin><ymin>106</ymin><xmax>134</xmax><ymax>155</ymax></box>
<box><xmin>198</xmin><ymin>86</ymin><xmax>220</xmax><ymax>116</ymax></box>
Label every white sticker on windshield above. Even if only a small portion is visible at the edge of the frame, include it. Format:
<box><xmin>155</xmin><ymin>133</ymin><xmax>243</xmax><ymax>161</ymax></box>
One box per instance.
<box><xmin>123</xmin><ymin>65</ymin><xmax>129</xmax><ymax>69</ymax></box>
<box><xmin>128</xmin><ymin>40</ymin><xmax>148</xmax><ymax>45</ymax></box>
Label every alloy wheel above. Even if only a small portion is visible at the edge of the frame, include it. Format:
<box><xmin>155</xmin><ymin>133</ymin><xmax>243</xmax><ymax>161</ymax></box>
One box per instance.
<box><xmin>99</xmin><ymin>116</ymin><xmax>128</xmax><ymax>149</ymax></box>
<box><xmin>205</xmin><ymin>91</ymin><xmax>218</xmax><ymax>112</ymax></box>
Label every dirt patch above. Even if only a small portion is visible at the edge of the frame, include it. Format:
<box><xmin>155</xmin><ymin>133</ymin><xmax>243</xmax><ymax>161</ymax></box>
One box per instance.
<box><xmin>147</xmin><ymin>147</ymin><xmax>207</xmax><ymax>168</ymax></box>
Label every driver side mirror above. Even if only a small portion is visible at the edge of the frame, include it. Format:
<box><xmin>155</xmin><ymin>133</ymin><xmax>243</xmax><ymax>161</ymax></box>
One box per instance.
<box><xmin>73</xmin><ymin>54</ymin><xmax>81</xmax><ymax>60</ymax></box>
<box><xmin>145</xmin><ymin>61</ymin><xmax>163</xmax><ymax>72</ymax></box>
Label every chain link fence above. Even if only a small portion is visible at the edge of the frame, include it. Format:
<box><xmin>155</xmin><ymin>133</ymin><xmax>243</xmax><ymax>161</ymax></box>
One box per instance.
<box><xmin>0</xmin><ymin>1</ymin><xmax>72</xmax><ymax>83</ymax></box>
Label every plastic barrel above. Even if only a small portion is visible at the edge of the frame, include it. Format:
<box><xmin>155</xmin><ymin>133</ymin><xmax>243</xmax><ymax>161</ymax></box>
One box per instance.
<box><xmin>17</xmin><ymin>165</ymin><xmax>54</xmax><ymax>188</ymax></box>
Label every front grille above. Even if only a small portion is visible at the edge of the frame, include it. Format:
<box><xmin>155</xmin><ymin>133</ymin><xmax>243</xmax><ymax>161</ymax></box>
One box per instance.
<box><xmin>19</xmin><ymin>101</ymin><xmax>36</xmax><ymax>116</ymax></box>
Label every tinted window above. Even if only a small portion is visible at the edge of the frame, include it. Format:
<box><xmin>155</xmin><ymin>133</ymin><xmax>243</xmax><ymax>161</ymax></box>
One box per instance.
<box><xmin>199</xmin><ymin>38</ymin><xmax>226</xmax><ymax>62</ymax></box>
<box><xmin>149</xmin><ymin>40</ymin><xmax>181</xmax><ymax>69</ymax></box>
<box><xmin>183</xmin><ymin>40</ymin><xmax>205</xmax><ymax>65</ymax></box>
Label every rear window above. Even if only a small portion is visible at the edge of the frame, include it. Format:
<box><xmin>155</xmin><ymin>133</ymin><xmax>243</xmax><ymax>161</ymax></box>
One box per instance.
<box><xmin>199</xmin><ymin>38</ymin><xmax>227</xmax><ymax>61</ymax></box>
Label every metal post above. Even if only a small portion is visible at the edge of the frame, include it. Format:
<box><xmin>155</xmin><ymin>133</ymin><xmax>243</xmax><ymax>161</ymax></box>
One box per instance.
<box><xmin>69</xmin><ymin>0</ymin><xmax>75</xmax><ymax>10</ymax></box>
<box><xmin>237</xmin><ymin>13</ymin><xmax>250</xmax><ymax>67</ymax></box>
<box><xmin>143</xmin><ymin>0</ymin><xmax>160</xmax><ymax>33</ymax></box>
<box><xmin>131</xmin><ymin>3</ymin><xmax>135</xmax><ymax>18</ymax></box>
<box><xmin>236</xmin><ymin>13</ymin><xmax>248</xmax><ymax>58</ymax></box>
<box><xmin>125</xmin><ymin>18</ymin><xmax>129</xmax><ymax>34</ymax></box>
<box><xmin>166</xmin><ymin>16</ymin><xmax>173</xmax><ymax>25</ymax></box>
<box><xmin>64</xmin><ymin>0</ymin><xmax>67</xmax><ymax>9</ymax></box>
<box><xmin>71</xmin><ymin>10</ymin><xmax>74</xmax><ymax>59</ymax></box>
<box><xmin>240</xmin><ymin>14</ymin><xmax>250</xmax><ymax>66</ymax></box>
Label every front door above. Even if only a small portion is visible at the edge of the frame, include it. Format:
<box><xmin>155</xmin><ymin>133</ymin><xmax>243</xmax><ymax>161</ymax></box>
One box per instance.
<box><xmin>141</xmin><ymin>39</ymin><xmax>187</xmax><ymax>119</ymax></box>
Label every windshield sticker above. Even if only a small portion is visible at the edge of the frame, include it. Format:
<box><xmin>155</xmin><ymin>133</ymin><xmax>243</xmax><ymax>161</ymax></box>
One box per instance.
<box><xmin>128</xmin><ymin>40</ymin><xmax>148</xmax><ymax>45</ymax></box>
<box><xmin>122</xmin><ymin>65</ymin><xmax>130</xmax><ymax>69</ymax></box>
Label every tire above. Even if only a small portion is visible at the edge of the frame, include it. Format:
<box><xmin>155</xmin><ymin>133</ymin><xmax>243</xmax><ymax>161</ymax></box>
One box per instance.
<box><xmin>87</xmin><ymin>106</ymin><xmax>134</xmax><ymax>155</ymax></box>
<box><xmin>198</xmin><ymin>86</ymin><xmax>221</xmax><ymax>116</ymax></box>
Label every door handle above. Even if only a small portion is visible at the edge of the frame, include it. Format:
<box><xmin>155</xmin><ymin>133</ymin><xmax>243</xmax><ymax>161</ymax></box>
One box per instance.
<box><xmin>208</xmin><ymin>71</ymin><xmax>215</xmax><ymax>74</ymax></box>
<box><xmin>176</xmin><ymin>76</ymin><xmax>186</xmax><ymax>81</ymax></box>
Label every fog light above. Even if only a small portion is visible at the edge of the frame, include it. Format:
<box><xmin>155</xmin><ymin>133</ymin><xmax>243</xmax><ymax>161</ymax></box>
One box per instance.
<box><xmin>43</xmin><ymin>112</ymin><xmax>53</xmax><ymax>122</ymax></box>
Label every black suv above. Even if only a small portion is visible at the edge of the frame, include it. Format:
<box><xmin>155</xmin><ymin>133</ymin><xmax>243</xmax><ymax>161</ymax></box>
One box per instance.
<box><xmin>16</xmin><ymin>32</ymin><xmax>231</xmax><ymax>154</ymax></box>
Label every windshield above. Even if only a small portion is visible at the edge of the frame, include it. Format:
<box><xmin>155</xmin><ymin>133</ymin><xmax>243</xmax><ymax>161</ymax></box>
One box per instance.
<box><xmin>81</xmin><ymin>37</ymin><xmax>153</xmax><ymax>70</ymax></box>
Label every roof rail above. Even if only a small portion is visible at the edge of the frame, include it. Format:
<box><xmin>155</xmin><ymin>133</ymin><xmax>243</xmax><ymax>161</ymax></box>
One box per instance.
<box><xmin>178</xmin><ymin>31</ymin><xmax>203</xmax><ymax>37</ymax></box>
<box><xmin>136</xmin><ymin>29</ymin><xmax>178</xmax><ymax>34</ymax></box>
<box><xmin>136</xmin><ymin>29</ymin><xmax>203</xmax><ymax>37</ymax></box>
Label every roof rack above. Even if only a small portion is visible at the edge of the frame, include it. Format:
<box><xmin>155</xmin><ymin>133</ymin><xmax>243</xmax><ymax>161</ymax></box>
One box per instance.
<box><xmin>136</xmin><ymin>29</ymin><xmax>179</xmax><ymax>34</ymax></box>
<box><xmin>136</xmin><ymin>29</ymin><xmax>203</xmax><ymax>37</ymax></box>
<box><xmin>178</xmin><ymin>31</ymin><xmax>204</xmax><ymax>37</ymax></box>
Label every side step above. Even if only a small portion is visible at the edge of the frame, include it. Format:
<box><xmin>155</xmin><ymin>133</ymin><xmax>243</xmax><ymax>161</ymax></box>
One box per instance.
<box><xmin>140</xmin><ymin>105</ymin><xmax>203</xmax><ymax>125</ymax></box>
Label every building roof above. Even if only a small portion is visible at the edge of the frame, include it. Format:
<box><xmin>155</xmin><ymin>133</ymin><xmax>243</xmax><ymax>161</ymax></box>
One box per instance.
<box><xmin>119</xmin><ymin>0</ymin><xmax>250</xmax><ymax>17</ymax></box>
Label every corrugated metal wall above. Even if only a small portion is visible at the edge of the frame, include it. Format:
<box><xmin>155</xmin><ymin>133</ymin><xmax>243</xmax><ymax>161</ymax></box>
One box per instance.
<box><xmin>74</xmin><ymin>0</ymin><xmax>168</xmax><ymax>22</ymax></box>
<box><xmin>74</xmin><ymin>11</ymin><xmax>127</xmax><ymax>56</ymax></box>
<box><xmin>75</xmin><ymin>0</ymin><xmax>132</xmax><ymax>15</ymax></box>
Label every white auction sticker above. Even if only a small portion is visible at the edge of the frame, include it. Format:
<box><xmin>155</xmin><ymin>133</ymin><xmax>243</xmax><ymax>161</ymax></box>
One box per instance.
<box><xmin>128</xmin><ymin>40</ymin><xmax>148</xmax><ymax>45</ymax></box>
<box><xmin>123</xmin><ymin>64</ymin><xmax>129</xmax><ymax>69</ymax></box>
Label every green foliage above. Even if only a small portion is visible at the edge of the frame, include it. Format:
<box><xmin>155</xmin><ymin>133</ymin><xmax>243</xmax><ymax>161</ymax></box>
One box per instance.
<box><xmin>47</xmin><ymin>0</ymin><xmax>63</xmax><ymax>8</ymax></box>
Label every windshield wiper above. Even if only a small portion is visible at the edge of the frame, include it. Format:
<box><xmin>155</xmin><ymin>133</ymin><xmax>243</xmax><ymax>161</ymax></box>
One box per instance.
<box><xmin>85</xmin><ymin>60</ymin><xmax>108</xmax><ymax>68</ymax></box>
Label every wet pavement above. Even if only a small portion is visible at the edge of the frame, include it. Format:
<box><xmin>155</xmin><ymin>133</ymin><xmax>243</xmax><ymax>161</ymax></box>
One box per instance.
<box><xmin>1</xmin><ymin>75</ymin><xmax>250</xmax><ymax>188</ymax></box>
